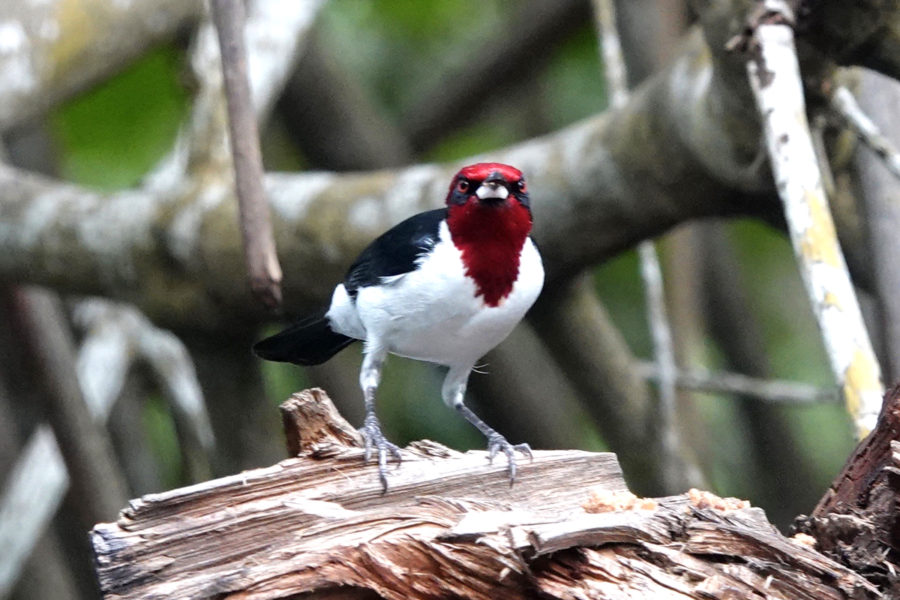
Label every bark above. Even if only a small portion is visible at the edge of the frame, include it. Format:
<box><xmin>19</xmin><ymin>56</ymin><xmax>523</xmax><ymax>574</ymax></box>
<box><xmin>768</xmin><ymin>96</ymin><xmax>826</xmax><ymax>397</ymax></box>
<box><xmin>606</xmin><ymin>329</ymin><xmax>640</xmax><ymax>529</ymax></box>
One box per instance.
<box><xmin>0</xmin><ymin>24</ymin><xmax>776</xmax><ymax>330</ymax></box>
<box><xmin>794</xmin><ymin>383</ymin><xmax>900</xmax><ymax>594</ymax></box>
<box><xmin>91</xmin><ymin>389</ymin><xmax>880</xmax><ymax>599</ymax></box>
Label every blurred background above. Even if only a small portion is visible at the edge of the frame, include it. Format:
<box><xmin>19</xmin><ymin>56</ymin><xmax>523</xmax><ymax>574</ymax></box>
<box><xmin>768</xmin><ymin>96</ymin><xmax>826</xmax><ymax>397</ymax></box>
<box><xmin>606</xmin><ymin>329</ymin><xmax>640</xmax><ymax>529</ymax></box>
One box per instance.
<box><xmin>2</xmin><ymin>0</ymin><xmax>886</xmax><ymax>598</ymax></box>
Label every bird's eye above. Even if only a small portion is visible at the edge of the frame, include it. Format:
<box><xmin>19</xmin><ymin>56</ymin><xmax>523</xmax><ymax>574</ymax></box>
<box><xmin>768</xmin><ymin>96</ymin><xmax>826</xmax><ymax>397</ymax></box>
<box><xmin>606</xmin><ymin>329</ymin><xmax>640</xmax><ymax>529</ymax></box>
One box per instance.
<box><xmin>517</xmin><ymin>179</ymin><xmax>527</xmax><ymax>192</ymax></box>
<box><xmin>456</xmin><ymin>179</ymin><xmax>470</xmax><ymax>193</ymax></box>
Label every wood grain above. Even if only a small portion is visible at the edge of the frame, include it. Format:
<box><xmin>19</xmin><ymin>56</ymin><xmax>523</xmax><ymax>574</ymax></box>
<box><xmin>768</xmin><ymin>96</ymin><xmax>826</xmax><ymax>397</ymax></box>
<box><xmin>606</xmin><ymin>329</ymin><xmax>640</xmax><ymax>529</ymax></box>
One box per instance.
<box><xmin>91</xmin><ymin>389</ymin><xmax>881</xmax><ymax>599</ymax></box>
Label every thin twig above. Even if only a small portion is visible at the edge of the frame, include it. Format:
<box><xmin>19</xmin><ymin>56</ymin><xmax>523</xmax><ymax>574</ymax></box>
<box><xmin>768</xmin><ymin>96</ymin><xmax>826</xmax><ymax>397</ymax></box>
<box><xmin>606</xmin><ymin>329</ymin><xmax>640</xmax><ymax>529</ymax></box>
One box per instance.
<box><xmin>635</xmin><ymin>361</ymin><xmax>838</xmax><ymax>405</ymax></box>
<box><xmin>745</xmin><ymin>3</ymin><xmax>883</xmax><ymax>438</ymax></box>
<box><xmin>831</xmin><ymin>85</ymin><xmax>900</xmax><ymax>181</ymax></box>
<box><xmin>211</xmin><ymin>0</ymin><xmax>282</xmax><ymax>310</ymax></box>
<box><xmin>638</xmin><ymin>242</ymin><xmax>695</xmax><ymax>487</ymax></box>
<box><xmin>592</xmin><ymin>0</ymin><xmax>696</xmax><ymax>490</ymax></box>
<box><xmin>591</xmin><ymin>0</ymin><xmax>628</xmax><ymax>109</ymax></box>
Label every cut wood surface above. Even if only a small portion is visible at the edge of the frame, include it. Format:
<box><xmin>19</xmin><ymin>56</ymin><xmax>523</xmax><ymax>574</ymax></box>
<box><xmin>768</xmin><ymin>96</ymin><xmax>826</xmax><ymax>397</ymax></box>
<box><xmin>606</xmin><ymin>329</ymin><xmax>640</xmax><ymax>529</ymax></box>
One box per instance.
<box><xmin>91</xmin><ymin>389</ymin><xmax>881</xmax><ymax>599</ymax></box>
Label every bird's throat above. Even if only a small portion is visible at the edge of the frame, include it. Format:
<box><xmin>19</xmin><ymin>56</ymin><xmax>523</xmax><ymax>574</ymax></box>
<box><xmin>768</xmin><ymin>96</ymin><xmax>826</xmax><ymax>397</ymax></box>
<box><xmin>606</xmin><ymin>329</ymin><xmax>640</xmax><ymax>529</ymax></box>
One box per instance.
<box><xmin>447</xmin><ymin>201</ymin><xmax>532</xmax><ymax>307</ymax></box>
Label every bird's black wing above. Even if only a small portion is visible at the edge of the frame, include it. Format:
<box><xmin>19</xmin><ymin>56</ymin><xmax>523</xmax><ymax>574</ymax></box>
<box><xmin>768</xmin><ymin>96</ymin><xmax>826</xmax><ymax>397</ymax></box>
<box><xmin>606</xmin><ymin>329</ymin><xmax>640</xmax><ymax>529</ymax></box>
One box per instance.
<box><xmin>344</xmin><ymin>208</ymin><xmax>447</xmax><ymax>298</ymax></box>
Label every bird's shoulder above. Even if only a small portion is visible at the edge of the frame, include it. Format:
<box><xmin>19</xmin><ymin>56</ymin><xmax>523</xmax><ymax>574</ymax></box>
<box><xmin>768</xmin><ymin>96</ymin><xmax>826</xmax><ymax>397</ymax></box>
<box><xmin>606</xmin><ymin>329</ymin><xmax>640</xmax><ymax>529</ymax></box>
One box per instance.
<box><xmin>344</xmin><ymin>207</ymin><xmax>448</xmax><ymax>297</ymax></box>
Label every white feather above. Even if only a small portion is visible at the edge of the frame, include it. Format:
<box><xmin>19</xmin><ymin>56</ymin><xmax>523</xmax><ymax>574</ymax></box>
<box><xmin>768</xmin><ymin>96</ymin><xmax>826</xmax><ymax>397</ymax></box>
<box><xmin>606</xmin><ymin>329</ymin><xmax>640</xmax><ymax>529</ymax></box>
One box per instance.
<box><xmin>327</xmin><ymin>220</ymin><xmax>543</xmax><ymax>372</ymax></box>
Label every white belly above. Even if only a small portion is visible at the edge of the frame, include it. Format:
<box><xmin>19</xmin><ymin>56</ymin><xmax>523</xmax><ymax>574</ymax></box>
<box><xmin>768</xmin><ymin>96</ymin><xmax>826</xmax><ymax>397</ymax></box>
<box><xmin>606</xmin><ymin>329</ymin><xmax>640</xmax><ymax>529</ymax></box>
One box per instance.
<box><xmin>328</xmin><ymin>224</ymin><xmax>543</xmax><ymax>369</ymax></box>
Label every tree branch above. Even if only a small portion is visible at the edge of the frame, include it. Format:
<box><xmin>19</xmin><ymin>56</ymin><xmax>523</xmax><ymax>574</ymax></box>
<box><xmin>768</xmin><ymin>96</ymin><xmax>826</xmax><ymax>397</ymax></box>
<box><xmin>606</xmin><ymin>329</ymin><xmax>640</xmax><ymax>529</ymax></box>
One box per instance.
<box><xmin>0</xmin><ymin>0</ymin><xmax>203</xmax><ymax>132</ymax></box>
<box><xmin>636</xmin><ymin>361</ymin><xmax>839</xmax><ymax>405</ymax></box>
<box><xmin>831</xmin><ymin>84</ymin><xmax>900</xmax><ymax>181</ymax></box>
<box><xmin>744</xmin><ymin>5</ymin><xmax>883</xmax><ymax>438</ymax></box>
<box><xmin>211</xmin><ymin>0</ymin><xmax>282</xmax><ymax>310</ymax></box>
<box><xmin>0</xmin><ymin>26</ymin><xmax>777</xmax><ymax>329</ymax></box>
<box><xmin>852</xmin><ymin>71</ymin><xmax>900</xmax><ymax>383</ymax></box>
<box><xmin>3</xmin><ymin>2</ymin><xmax>899</xmax><ymax>335</ymax></box>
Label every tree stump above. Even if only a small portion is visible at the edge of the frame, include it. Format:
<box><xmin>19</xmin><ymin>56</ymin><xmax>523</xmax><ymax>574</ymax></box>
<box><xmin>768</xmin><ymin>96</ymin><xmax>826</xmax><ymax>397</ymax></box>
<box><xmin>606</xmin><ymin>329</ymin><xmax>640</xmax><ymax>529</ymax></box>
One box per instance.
<box><xmin>91</xmin><ymin>388</ymin><xmax>883</xmax><ymax>599</ymax></box>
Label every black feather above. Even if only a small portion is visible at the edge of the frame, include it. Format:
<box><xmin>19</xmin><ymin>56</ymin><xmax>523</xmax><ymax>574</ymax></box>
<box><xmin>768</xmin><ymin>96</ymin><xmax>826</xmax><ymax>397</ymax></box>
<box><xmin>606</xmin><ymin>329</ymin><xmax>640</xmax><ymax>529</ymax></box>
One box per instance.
<box><xmin>252</xmin><ymin>309</ymin><xmax>355</xmax><ymax>366</ymax></box>
<box><xmin>344</xmin><ymin>208</ymin><xmax>446</xmax><ymax>298</ymax></box>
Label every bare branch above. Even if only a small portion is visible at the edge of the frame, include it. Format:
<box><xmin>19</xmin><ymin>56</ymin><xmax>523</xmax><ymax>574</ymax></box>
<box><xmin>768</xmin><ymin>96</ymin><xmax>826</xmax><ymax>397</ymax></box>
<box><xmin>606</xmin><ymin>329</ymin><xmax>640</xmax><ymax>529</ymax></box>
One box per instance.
<box><xmin>592</xmin><ymin>0</ymin><xmax>697</xmax><ymax>490</ymax></box>
<box><xmin>637</xmin><ymin>242</ymin><xmax>702</xmax><ymax>486</ymax></box>
<box><xmin>10</xmin><ymin>287</ymin><xmax>130</xmax><ymax>519</ymax></box>
<box><xmin>636</xmin><ymin>361</ymin><xmax>839</xmax><ymax>405</ymax></box>
<box><xmin>0</xmin><ymin>296</ymin><xmax>213</xmax><ymax>595</ymax></box>
<box><xmin>211</xmin><ymin>0</ymin><xmax>282</xmax><ymax>310</ymax></box>
<box><xmin>854</xmin><ymin>70</ymin><xmax>900</xmax><ymax>383</ymax></box>
<box><xmin>746</xmin><ymin>5</ymin><xmax>883</xmax><ymax>438</ymax></box>
<box><xmin>591</xmin><ymin>0</ymin><xmax>629</xmax><ymax>109</ymax></box>
<box><xmin>0</xmin><ymin>426</ymin><xmax>68</xmax><ymax>597</ymax></box>
<box><xmin>831</xmin><ymin>85</ymin><xmax>900</xmax><ymax>181</ymax></box>
<box><xmin>73</xmin><ymin>299</ymin><xmax>214</xmax><ymax>452</ymax></box>
<box><xmin>145</xmin><ymin>0</ymin><xmax>325</xmax><ymax>191</ymax></box>
<box><xmin>13</xmin><ymin>0</ymin><xmax>900</xmax><ymax>329</ymax></box>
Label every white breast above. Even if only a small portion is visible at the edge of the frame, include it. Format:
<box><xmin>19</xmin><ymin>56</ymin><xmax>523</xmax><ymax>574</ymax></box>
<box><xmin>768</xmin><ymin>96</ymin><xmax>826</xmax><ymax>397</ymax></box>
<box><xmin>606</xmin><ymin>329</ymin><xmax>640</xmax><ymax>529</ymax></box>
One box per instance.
<box><xmin>329</xmin><ymin>221</ymin><xmax>544</xmax><ymax>369</ymax></box>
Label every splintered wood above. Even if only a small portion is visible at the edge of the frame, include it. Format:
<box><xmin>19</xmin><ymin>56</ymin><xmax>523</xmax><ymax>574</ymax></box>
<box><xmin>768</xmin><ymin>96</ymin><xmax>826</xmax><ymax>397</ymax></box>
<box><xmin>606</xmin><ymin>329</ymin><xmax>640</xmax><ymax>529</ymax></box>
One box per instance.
<box><xmin>91</xmin><ymin>389</ymin><xmax>878</xmax><ymax>599</ymax></box>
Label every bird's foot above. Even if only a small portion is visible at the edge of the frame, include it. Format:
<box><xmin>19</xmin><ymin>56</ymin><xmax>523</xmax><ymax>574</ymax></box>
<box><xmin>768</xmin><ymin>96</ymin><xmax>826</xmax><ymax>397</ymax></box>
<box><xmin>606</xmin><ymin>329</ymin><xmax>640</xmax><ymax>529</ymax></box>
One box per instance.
<box><xmin>485</xmin><ymin>432</ymin><xmax>533</xmax><ymax>485</ymax></box>
<box><xmin>359</xmin><ymin>414</ymin><xmax>402</xmax><ymax>493</ymax></box>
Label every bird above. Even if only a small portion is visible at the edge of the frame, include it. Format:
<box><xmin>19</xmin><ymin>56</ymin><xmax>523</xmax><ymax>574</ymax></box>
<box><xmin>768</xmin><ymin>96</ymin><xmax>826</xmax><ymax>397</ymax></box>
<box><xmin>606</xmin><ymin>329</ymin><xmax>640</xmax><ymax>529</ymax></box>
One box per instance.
<box><xmin>253</xmin><ymin>162</ymin><xmax>544</xmax><ymax>490</ymax></box>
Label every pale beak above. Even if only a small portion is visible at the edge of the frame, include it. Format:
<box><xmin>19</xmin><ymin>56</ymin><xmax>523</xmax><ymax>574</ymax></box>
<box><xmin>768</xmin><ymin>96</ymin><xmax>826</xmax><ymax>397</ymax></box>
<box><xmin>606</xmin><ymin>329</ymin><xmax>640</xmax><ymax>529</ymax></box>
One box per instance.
<box><xmin>475</xmin><ymin>179</ymin><xmax>510</xmax><ymax>201</ymax></box>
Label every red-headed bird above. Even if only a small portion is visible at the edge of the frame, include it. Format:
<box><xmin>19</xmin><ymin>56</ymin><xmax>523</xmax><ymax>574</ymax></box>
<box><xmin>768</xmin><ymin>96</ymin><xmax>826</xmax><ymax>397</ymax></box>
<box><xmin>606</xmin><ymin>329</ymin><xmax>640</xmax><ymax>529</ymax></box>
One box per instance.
<box><xmin>254</xmin><ymin>163</ymin><xmax>544</xmax><ymax>490</ymax></box>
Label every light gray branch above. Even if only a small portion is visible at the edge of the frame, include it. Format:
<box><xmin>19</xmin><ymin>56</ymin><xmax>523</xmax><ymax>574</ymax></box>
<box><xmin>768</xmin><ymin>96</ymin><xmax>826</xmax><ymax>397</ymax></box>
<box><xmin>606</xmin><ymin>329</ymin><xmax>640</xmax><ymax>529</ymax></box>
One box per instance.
<box><xmin>0</xmin><ymin>26</ymin><xmax>779</xmax><ymax>329</ymax></box>
<box><xmin>831</xmin><ymin>84</ymin><xmax>900</xmax><ymax>181</ymax></box>
<box><xmin>592</xmin><ymin>0</ymin><xmax>629</xmax><ymax>109</ymax></box>
<box><xmin>3</xmin><ymin>2</ymin><xmax>900</xmax><ymax>333</ymax></box>
<box><xmin>636</xmin><ymin>361</ymin><xmax>839</xmax><ymax>405</ymax></box>
<box><xmin>746</xmin><ymin>6</ymin><xmax>883</xmax><ymax>437</ymax></box>
<box><xmin>0</xmin><ymin>297</ymin><xmax>213</xmax><ymax>597</ymax></box>
<box><xmin>0</xmin><ymin>0</ymin><xmax>203</xmax><ymax>132</ymax></box>
<box><xmin>854</xmin><ymin>70</ymin><xmax>900</xmax><ymax>382</ymax></box>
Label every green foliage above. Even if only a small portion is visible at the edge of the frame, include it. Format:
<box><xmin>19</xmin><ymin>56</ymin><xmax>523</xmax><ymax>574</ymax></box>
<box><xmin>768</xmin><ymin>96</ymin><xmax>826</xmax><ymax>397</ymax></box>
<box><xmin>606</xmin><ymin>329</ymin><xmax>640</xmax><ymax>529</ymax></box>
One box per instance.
<box><xmin>50</xmin><ymin>44</ymin><xmax>188</xmax><ymax>190</ymax></box>
<box><xmin>142</xmin><ymin>394</ymin><xmax>183</xmax><ymax>489</ymax></box>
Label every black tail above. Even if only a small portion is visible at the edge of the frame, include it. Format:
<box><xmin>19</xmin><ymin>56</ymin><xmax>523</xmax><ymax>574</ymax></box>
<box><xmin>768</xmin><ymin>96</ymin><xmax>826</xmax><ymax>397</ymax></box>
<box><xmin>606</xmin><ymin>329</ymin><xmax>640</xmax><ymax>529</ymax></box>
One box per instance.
<box><xmin>253</xmin><ymin>309</ymin><xmax>355</xmax><ymax>366</ymax></box>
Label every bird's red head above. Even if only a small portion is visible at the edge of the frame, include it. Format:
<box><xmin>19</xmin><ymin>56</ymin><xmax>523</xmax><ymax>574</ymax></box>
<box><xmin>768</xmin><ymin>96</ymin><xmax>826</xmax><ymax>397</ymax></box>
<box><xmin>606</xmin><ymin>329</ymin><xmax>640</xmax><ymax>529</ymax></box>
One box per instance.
<box><xmin>445</xmin><ymin>163</ymin><xmax>530</xmax><ymax>212</ymax></box>
<box><xmin>445</xmin><ymin>163</ymin><xmax>533</xmax><ymax>307</ymax></box>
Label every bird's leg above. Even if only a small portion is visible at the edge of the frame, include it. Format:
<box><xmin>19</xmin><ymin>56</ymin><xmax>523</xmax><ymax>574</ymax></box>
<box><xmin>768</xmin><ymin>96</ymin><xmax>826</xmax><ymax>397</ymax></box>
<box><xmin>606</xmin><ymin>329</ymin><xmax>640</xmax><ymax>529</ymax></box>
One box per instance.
<box><xmin>359</xmin><ymin>346</ymin><xmax>401</xmax><ymax>492</ymax></box>
<box><xmin>443</xmin><ymin>366</ymin><xmax>532</xmax><ymax>484</ymax></box>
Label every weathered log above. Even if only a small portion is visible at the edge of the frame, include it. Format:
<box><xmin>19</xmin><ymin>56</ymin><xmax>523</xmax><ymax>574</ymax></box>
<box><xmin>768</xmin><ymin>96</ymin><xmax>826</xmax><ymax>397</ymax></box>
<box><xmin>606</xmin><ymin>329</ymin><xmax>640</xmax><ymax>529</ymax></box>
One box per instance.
<box><xmin>91</xmin><ymin>389</ymin><xmax>880</xmax><ymax>599</ymax></box>
<box><xmin>793</xmin><ymin>383</ymin><xmax>900</xmax><ymax>594</ymax></box>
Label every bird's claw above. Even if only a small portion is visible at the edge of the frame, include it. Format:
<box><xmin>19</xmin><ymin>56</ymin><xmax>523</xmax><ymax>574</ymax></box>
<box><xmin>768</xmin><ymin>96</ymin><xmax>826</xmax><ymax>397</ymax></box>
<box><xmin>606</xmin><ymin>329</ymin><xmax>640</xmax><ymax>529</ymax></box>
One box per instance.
<box><xmin>360</xmin><ymin>415</ymin><xmax>402</xmax><ymax>493</ymax></box>
<box><xmin>486</xmin><ymin>432</ymin><xmax>533</xmax><ymax>485</ymax></box>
